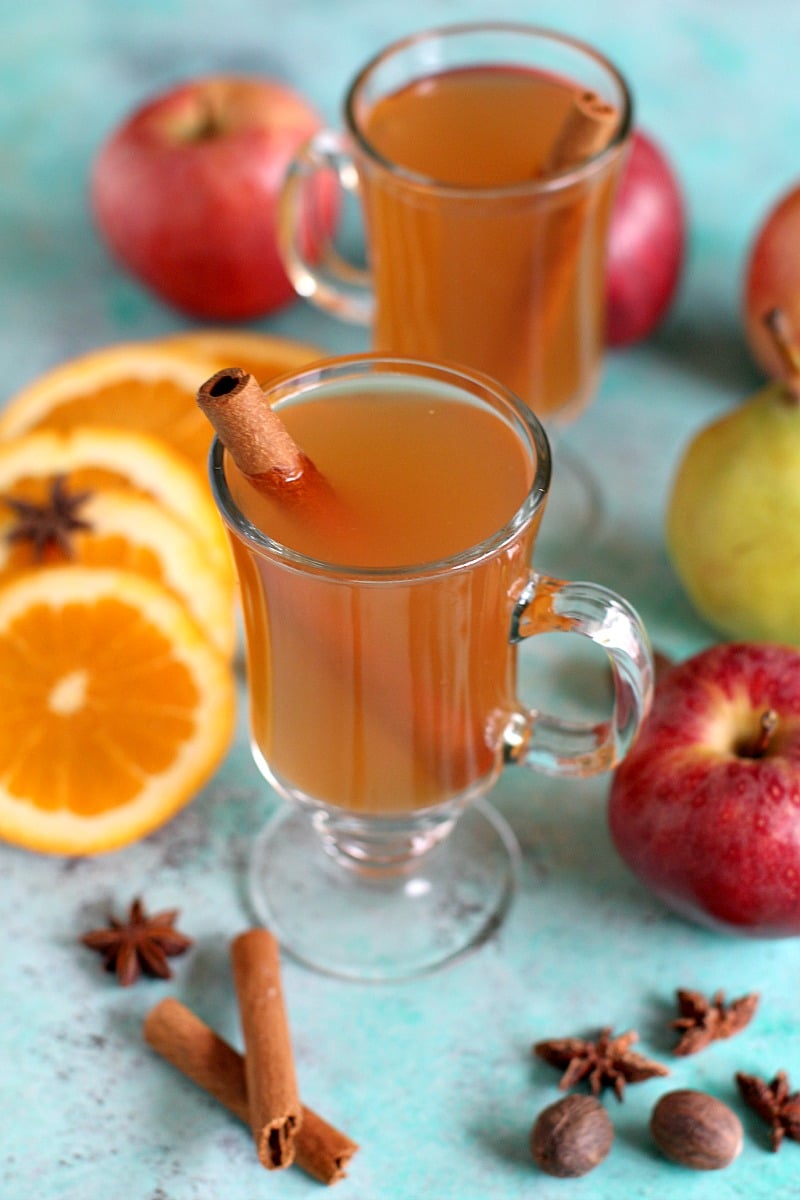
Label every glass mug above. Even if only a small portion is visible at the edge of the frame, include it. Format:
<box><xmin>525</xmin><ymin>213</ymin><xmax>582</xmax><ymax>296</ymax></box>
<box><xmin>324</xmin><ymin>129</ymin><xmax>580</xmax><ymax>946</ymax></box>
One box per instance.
<box><xmin>279</xmin><ymin>22</ymin><xmax>632</xmax><ymax>426</ymax></box>
<box><xmin>209</xmin><ymin>354</ymin><xmax>652</xmax><ymax>981</ymax></box>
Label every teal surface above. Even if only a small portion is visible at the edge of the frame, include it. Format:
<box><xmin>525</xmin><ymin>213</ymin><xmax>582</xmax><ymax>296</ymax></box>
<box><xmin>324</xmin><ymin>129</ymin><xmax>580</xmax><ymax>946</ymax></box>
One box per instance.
<box><xmin>3</xmin><ymin>2</ymin><xmax>800</xmax><ymax>1197</ymax></box>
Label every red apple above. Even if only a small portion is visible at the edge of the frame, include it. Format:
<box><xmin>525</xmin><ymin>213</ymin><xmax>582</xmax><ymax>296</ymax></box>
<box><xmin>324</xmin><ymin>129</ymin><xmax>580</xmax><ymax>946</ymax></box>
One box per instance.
<box><xmin>743</xmin><ymin>183</ymin><xmax>800</xmax><ymax>379</ymax></box>
<box><xmin>605</xmin><ymin>129</ymin><xmax>686</xmax><ymax>347</ymax></box>
<box><xmin>608</xmin><ymin>642</ymin><xmax>800</xmax><ymax>937</ymax></box>
<box><xmin>91</xmin><ymin>76</ymin><xmax>333</xmax><ymax>320</ymax></box>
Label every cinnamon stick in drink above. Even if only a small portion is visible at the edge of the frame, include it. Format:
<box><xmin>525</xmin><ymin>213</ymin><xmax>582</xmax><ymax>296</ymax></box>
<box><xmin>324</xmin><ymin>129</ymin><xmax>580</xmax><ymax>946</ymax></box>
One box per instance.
<box><xmin>537</xmin><ymin>90</ymin><xmax>621</xmax><ymax>382</ymax></box>
<box><xmin>197</xmin><ymin>366</ymin><xmax>335</xmax><ymax>507</ymax></box>
<box><xmin>230</xmin><ymin>928</ymin><xmax>303</xmax><ymax>1169</ymax></box>
<box><xmin>547</xmin><ymin>89</ymin><xmax>619</xmax><ymax>172</ymax></box>
<box><xmin>144</xmin><ymin>997</ymin><xmax>358</xmax><ymax>1184</ymax></box>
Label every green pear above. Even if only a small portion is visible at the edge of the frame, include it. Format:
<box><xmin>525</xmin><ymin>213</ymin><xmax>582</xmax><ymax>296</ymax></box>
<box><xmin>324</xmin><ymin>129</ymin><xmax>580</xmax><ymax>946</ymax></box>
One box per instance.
<box><xmin>667</xmin><ymin>313</ymin><xmax>800</xmax><ymax>643</ymax></box>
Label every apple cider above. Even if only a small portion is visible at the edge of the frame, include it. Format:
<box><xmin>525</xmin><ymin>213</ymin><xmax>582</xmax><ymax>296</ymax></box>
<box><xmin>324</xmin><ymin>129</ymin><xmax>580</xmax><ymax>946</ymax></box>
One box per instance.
<box><xmin>354</xmin><ymin>64</ymin><xmax>622</xmax><ymax>421</ymax></box>
<box><xmin>225</xmin><ymin>380</ymin><xmax>540</xmax><ymax>817</ymax></box>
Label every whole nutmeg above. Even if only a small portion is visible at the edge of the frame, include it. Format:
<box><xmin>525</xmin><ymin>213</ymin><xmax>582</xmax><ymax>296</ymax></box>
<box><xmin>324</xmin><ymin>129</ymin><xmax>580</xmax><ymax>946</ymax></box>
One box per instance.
<box><xmin>650</xmin><ymin>1089</ymin><xmax>743</xmax><ymax>1170</ymax></box>
<box><xmin>530</xmin><ymin>1094</ymin><xmax>614</xmax><ymax>1177</ymax></box>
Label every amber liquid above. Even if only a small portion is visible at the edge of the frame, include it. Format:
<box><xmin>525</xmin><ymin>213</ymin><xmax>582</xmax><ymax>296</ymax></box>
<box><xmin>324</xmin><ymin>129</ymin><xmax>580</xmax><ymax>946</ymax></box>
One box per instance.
<box><xmin>358</xmin><ymin>65</ymin><xmax>621</xmax><ymax>421</ymax></box>
<box><xmin>227</xmin><ymin>385</ymin><xmax>540</xmax><ymax>817</ymax></box>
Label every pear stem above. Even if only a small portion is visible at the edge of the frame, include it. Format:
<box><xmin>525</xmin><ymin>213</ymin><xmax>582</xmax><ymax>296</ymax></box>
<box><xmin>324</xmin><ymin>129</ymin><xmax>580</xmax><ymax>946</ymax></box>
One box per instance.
<box><xmin>763</xmin><ymin>308</ymin><xmax>800</xmax><ymax>403</ymax></box>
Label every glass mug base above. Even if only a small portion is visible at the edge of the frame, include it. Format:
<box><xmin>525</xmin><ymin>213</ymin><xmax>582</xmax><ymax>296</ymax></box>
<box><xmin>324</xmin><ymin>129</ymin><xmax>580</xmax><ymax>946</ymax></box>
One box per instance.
<box><xmin>247</xmin><ymin>800</ymin><xmax>520</xmax><ymax>982</ymax></box>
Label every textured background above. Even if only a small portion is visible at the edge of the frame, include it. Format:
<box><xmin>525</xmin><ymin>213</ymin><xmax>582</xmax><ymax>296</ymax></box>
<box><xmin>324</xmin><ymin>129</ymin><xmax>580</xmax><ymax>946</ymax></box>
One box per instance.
<box><xmin>3</xmin><ymin>1</ymin><xmax>800</xmax><ymax>1197</ymax></box>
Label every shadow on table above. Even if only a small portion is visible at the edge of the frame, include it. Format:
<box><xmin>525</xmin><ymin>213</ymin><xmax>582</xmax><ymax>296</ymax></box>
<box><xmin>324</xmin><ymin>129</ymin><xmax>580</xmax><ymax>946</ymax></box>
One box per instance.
<box><xmin>640</xmin><ymin>305</ymin><xmax>762</xmax><ymax>398</ymax></box>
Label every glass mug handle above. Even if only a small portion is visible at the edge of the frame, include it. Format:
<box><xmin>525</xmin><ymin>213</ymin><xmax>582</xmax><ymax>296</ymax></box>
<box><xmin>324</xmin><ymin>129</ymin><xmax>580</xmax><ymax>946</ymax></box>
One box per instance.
<box><xmin>507</xmin><ymin>571</ymin><xmax>654</xmax><ymax>777</ymax></box>
<box><xmin>278</xmin><ymin>129</ymin><xmax>373</xmax><ymax>325</ymax></box>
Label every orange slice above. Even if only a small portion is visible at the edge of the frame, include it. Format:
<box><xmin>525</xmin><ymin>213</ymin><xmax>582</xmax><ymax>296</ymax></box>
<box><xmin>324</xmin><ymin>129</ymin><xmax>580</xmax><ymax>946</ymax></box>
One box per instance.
<box><xmin>0</xmin><ymin>426</ymin><xmax>231</xmax><ymax>577</ymax></box>
<box><xmin>0</xmin><ymin>566</ymin><xmax>236</xmax><ymax>855</ymax></box>
<box><xmin>0</xmin><ymin>489</ymin><xmax>236</xmax><ymax>659</ymax></box>
<box><xmin>155</xmin><ymin>328</ymin><xmax>326</xmax><ymax>388</ymax></box>
<box><xmin>0</xmin><ymin>336</ymin><xmax>325</xmax><ymax>477</ymax></box>
<box><xmin>0</xmin><ymin>344</ymin><xmax>220</xmax><ymax>478</ymax></box>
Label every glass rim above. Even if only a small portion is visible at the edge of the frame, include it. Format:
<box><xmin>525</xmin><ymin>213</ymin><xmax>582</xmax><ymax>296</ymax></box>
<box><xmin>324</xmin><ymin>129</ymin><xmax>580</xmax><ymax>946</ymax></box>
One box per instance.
<box><xmin>343</xmin><ymin>20</ymin><xmax>633</xmax><ymax>198</ymax></box>
<box><xmin>209</xmin><ymin>353</ymin><xmax>551</xmax><ymax>581</ymax></box>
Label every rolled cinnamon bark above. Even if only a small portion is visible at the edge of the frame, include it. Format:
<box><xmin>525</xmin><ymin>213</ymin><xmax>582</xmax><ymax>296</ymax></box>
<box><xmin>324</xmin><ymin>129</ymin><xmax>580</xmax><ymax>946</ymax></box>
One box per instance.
<box><xmin>230</xmin><ymin>928</ymin><xmax>303</xmax><ymax>1169</ymax></box>
<box><xmin>546</xmin><ymin>89</ymin><xmax>619</xmax><ymax>172</ymax></box>
<box><xmin>198</xmin><ymin>365</ymin><xmax>337</xmax><ymax>508</ymax></box>
<box><xmin>537</xmin><ymin>90</ymin><xmax>621</xmax><ymax>374</ymax></box>
<box><xmin>197</xmin><ymin>366</ymin><xmax>305</xmax><ymax>481</ymax></box>
<box><xmin>294</xmin><ymin>1106</ymin><xmax>360</xmax><ymax>1187</ymax></box>
<box><xmin>144</xmin><ymin>996</ymin><xmax>358</xmax><ymax>1185</ymax></box>
<box><xmin>144</xmin><ymin>996</ymin><xmax>249</xmax><ymax>1123</ymax></box>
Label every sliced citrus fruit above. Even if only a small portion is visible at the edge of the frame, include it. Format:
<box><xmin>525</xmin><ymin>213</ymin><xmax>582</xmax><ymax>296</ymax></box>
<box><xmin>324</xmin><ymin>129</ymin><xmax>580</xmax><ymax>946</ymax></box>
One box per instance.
<box><xmin>0</xmin><ymin>426</ymin><xmax>230</xmax><ymax>576</ymax></box>
<box><xmin>0</xmin><ymin>336</ymin><xmax>325</xmax><ymax>477</ymax></box>
<box><xmin>0</xmin><ymin>488</ymin><xmax>236</xmax><ymax>659</ymax></box>
<box><xmin>155</xmin><ymin>328</ymin><xmax>325</xmax><ymax>388</ymax></box>
<box><xmin>0</xmin><ymin>343</ymin><xmax>220</xmax><ymax>477</ymax></box>
<box><xmin>0</xmin><ymin>565</ymin><xmax>236</xmax><ymax>855</ymax></box>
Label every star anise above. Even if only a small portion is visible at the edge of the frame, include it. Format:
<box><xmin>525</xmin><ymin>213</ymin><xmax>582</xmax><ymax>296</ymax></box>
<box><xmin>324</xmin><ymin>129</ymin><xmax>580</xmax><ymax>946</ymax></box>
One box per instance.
<box><xmin>533</xmin><ymin>1028</ymin><xmax>669</xmax><ymax>1102</ymax></box>
<box><xmin>80</xmin><ymin>897</ymin><xmax>193</xmax><ymax>987</ymax></box>
<box><xmin>671</xmin><ymin>988</ymin><xmax>759</xmax><ymax>1055</ymax></box>
<box><xmin>736</xmin><ymin>1070</ymin><xmax>800</xmax><ymax>1151</ymax></box>
<box><xmin>2</xmin><ymin>475</ymin><xmax>93</xmax><ymax>560</ymax></box>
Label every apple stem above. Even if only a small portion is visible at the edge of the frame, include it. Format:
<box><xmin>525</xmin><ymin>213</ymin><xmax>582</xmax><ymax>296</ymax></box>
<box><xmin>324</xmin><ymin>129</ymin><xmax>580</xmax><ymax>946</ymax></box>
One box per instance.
<box><xmin>195</xmin><ymin>102</ymin><xmax>222</xmax><ymax>140</ymax></box>
<box><xmin>763</xmin><ymin>308</ymin><xmax>800</xmax><ymax>403</ymax></box>
<box><xmin>739</xmin><ymin>709</ymin><xmax>779</xmax><ymax>759</ymax></box>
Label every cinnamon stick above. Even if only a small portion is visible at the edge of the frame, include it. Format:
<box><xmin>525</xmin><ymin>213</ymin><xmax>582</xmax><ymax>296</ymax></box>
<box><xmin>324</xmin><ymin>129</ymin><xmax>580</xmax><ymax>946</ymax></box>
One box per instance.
<box><xmin>294</xmin><ymin>1107</ymin><xmax>360</xmax><ymax>1187</ymax></box>
<box><xmin>144</xmin><ymin>996</ymin><xmax>251</xmax><ymax>1123</ymax></box>
<box><xmin>546</xmin><ymin>89</ymin><xmax>619</xmax><ymax>173</ymax></box>
<box><xmin>536</xmin><ymin>90</ymin><xmax>621</xmax><ymax>409</ymax></box>
<box><xmin>143</xmin><ymin>997</ymin><xmax>358</xmax><ymax>1185</ymax></box>
<box><xmin>230</xmin><ymin>928</ymin><xmax>303</xmax><ymax>1169</ymax></box>
<box><xmin>198</xmin><ymin>362</ymin><xmax>344</xmax><ymax>555</ymax></box>
<box><xmin>197</xmin><ymin>366</ymin><xmax>304</xmax><ymax>480</ymax></box>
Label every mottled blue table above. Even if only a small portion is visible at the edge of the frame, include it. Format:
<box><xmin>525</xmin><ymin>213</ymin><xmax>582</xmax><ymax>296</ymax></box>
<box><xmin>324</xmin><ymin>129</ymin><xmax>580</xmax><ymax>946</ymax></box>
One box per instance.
<box><xmin>3</xmin><ymin>2</ymin><xmax>800</xmax><ymax>1197</ymax></box>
